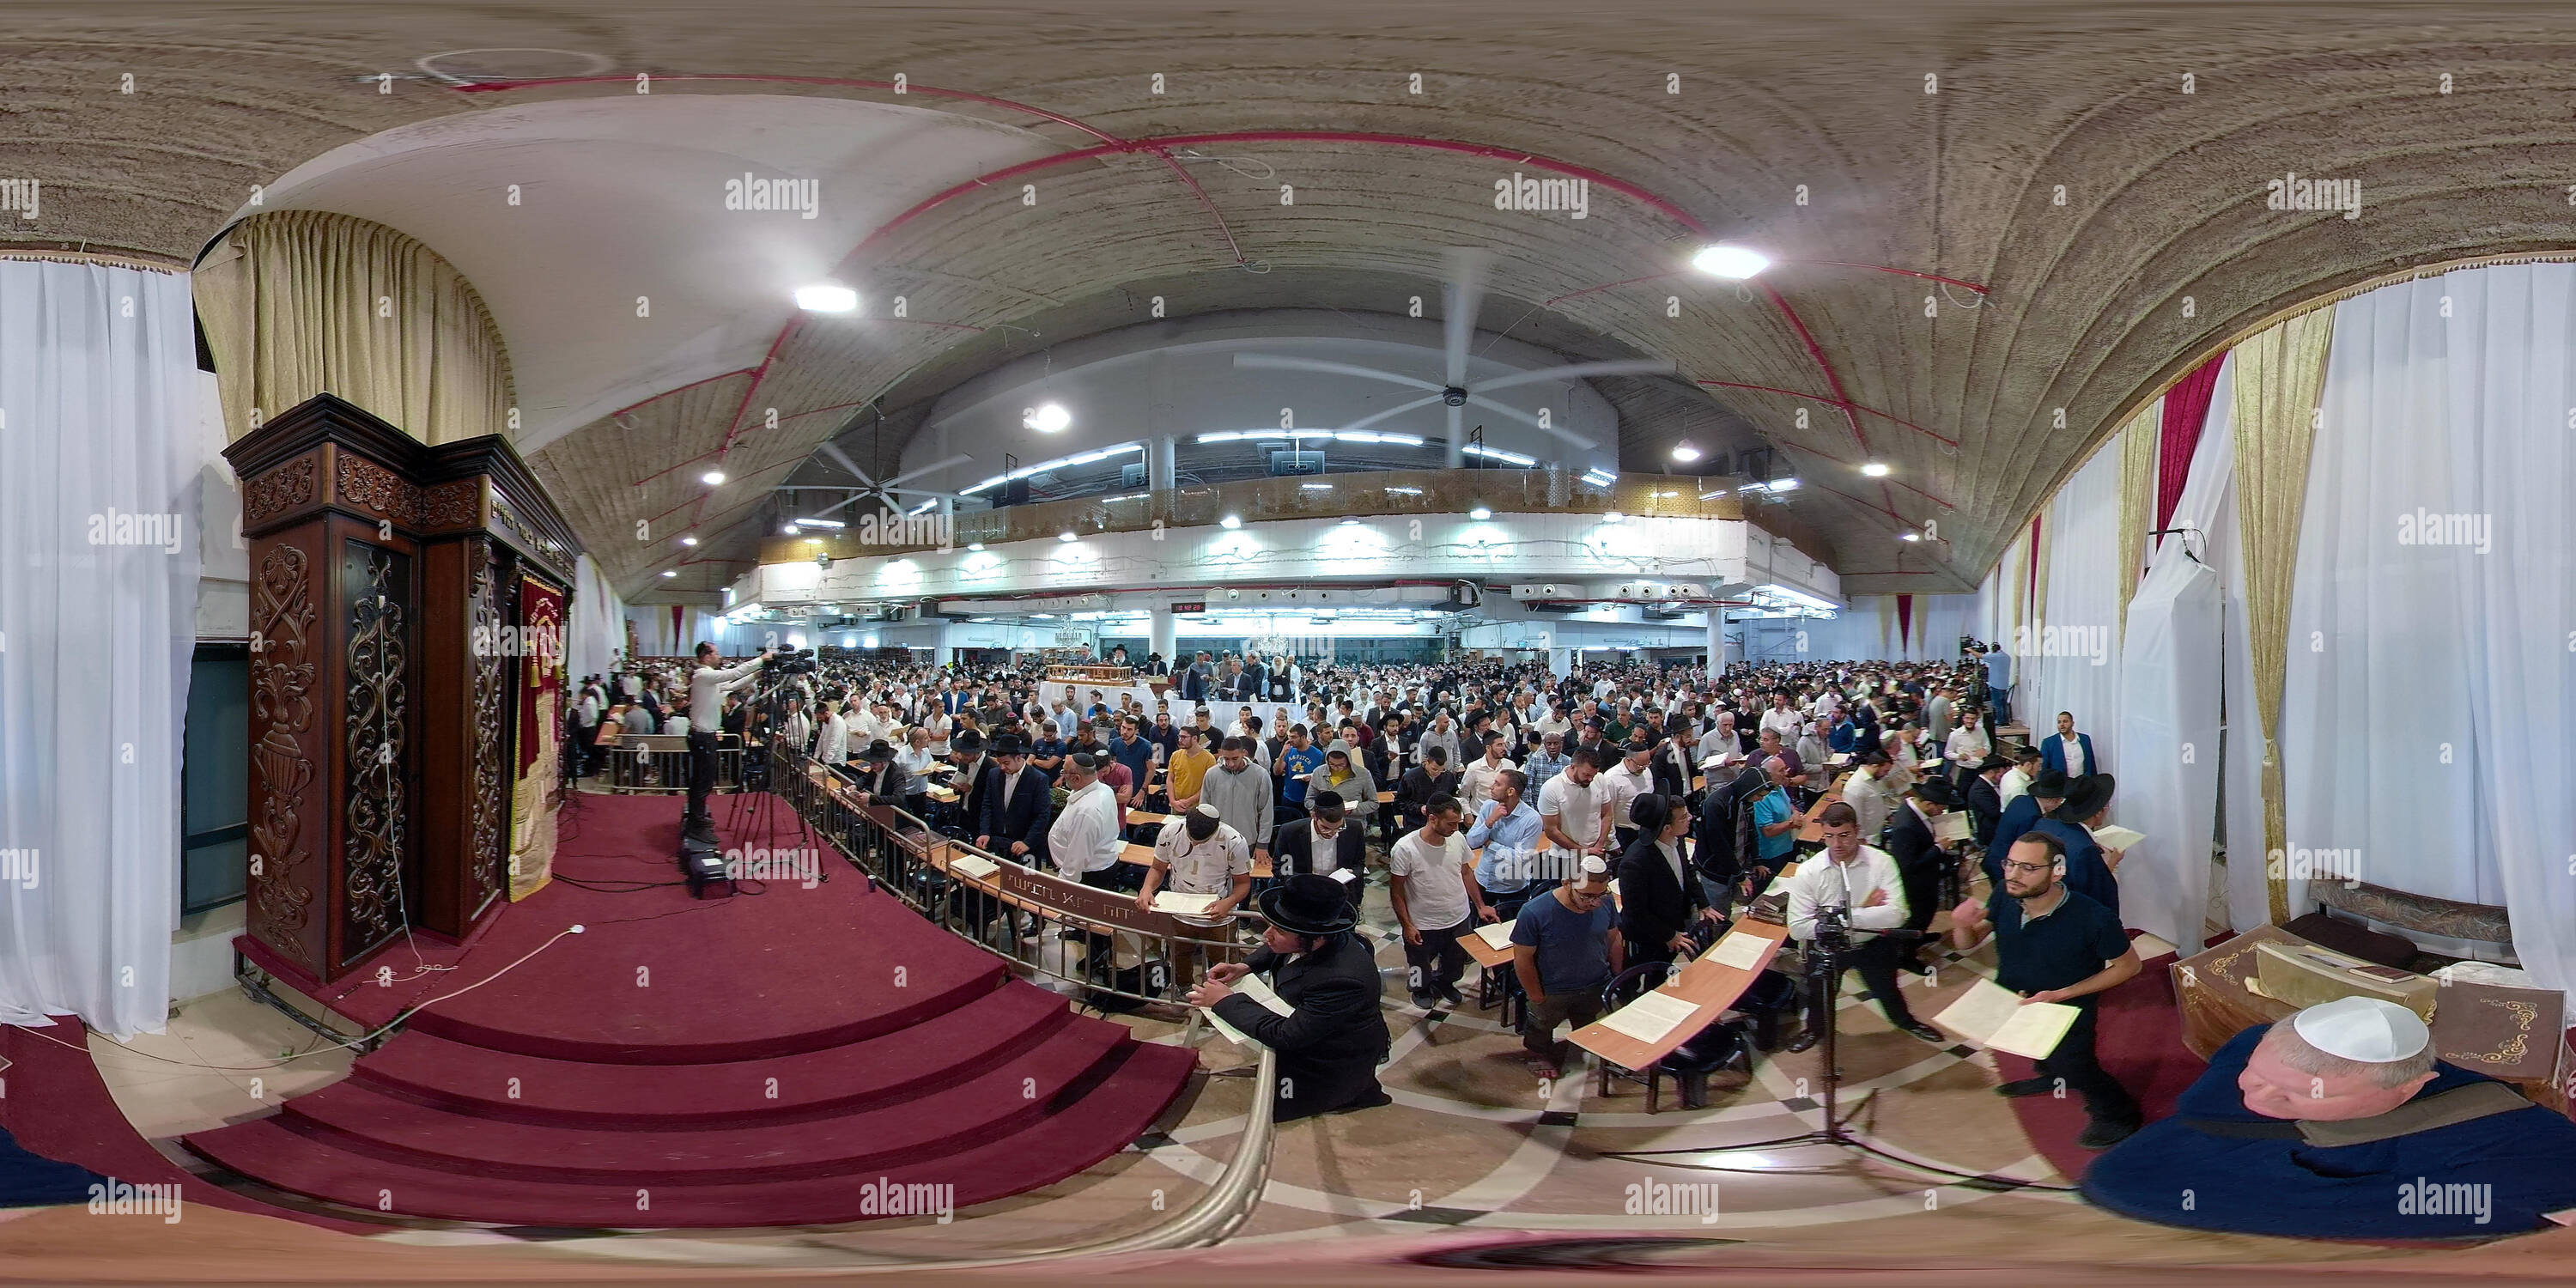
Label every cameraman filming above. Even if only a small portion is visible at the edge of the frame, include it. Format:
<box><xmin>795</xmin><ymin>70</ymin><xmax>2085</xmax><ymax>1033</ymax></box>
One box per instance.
<box><xmin>684</xmin><ymin>641</ymin><xmax>772</xmax><ymax>841</ymax></box>
<box><xmin>1781</xmin><ymin>801</ymin><xmax>1946</xmax><ymax>1051</ymax></box>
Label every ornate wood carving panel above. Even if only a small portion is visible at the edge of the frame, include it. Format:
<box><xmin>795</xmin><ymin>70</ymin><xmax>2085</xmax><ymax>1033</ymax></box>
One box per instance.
<box><xmin>246</xmin><ymin>540</ymin><xmax>321</xmax><ymax>973</ymax></box>
<box><xmin>335</xmin><ymin>451</ymin><xmax>423</xmax><ymax>527</ymax></box>
<box><xmin>339</xmin><ymin>538</ymin><xmax>412</xmax><ymax>968</ymax></box>
<box><xmin>468</xmin><ymin>538</ymin><xmax>508</xmax><ymax>911</ymax></box>
<box><xmin>243</xmin><ymin>453</ymin><xmax>319</xmax><ymax>526</ymax></box>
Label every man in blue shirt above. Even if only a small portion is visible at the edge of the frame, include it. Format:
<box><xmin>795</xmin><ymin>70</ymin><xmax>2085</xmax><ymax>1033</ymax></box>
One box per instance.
<box><xmin>1522</xmin><ymin>730</ymin><xmax>1571</xmax><ymax>796</ymax></box>
<box><xmin>1510</xmin><ymin>856</ymin><xmax>1624</xmax><ymax>1080</ymax></box>
<box><xmin>1277</xmin><ymin>724</ymin><xmax>1325</xmax><ymax>818</ymax></box>
<box><xmin>1750</xmin><ymin>756</ymin><xmax>1801</xmax><ymax>869</ymax></box>
<box><xmin>1466</xmin><ymin>769</ymin><xmax>1546</xmax><ymax>920</ymax></box>
<box><xmin>1983</xmin><ymin>645</ymin><xmax>2013</xmax><ymax>727</ymax></box>
<box><xmin>1108</xmin><ymin>715</ymin><xmax>1157</xmax><ymax>806</ymax></box>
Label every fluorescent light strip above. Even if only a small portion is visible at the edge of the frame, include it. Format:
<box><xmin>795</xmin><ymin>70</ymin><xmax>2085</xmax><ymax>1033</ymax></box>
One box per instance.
<box><xmin>1463</xmin><ymin>445</ymin><xmax>1539</xmax><ymax>466</ymax></box>
<box><xmin>793</xmin><ymin>516</ymin><xmax>846</xmax><ymax>528</ymax></box>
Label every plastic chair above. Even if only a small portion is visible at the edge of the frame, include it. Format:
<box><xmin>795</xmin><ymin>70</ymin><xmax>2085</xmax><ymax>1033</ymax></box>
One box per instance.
<box><xmin>1594</xmin><ymin>962</ymin><xmax>1753</xmax><ymax>1114</ymax></box>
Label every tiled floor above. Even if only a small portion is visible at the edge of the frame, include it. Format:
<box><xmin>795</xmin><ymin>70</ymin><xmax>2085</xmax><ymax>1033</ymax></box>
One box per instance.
<box><xmin>55</xmin><ymin>863</ymin><xmax>2475</xmax><ymax>1275</ymax></box>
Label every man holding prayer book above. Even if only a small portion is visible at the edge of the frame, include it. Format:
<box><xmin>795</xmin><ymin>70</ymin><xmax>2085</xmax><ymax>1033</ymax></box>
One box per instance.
<box><xmin>1950</xmin><ymin>829</ymin><xmax>2142</xmax><ymax>1149</ymax></box>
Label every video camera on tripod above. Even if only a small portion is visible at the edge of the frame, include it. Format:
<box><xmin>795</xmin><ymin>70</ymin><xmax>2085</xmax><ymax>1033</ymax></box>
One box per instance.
<box><xmin>765</xmin><ymin>646</ymin><xmax>819</xmax><ymax>676</ymax></box>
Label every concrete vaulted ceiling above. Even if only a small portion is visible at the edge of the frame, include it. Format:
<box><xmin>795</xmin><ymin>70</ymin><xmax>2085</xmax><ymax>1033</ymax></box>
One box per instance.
<box><xmin>13</xmin><ymin>3</ymin><xmax>2576</xmax><ymax>603</ymax></box>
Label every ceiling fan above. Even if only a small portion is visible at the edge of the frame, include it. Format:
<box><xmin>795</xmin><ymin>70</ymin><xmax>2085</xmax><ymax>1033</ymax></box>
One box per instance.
<box><xmin>792</xmin><ymin>440</ymin><xmax>974</xmax><ymax>521</ymax></box>
<box><xmin>1233</xmin><ymin>248</ymin><xmax>1675</xmax><ymax>466</ymax></box>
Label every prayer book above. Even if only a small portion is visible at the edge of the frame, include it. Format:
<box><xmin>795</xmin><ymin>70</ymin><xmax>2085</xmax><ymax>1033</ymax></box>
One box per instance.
<box><xmin>1929</xmin><ymin>811</ymin><xmax>1971</xmax><ymax>845</ymax></box>
<box><xmin>1701</xmin><ymin>931</ymin><xmax>1773</xmax><ymax>971</ymax></box>
<box><xmin>949</xmin><ymin>854</ymin><xmax>999</xmax><ymax>881</ymax></box>
<box><xmin>1203</xmin><ymin>969</ymin><xmax>1294</xmax><ymax>1050</ymax></box>
<box><xmin>2090</xmin><ymin>824</ymin><xmax>2146</xmax><ymax>852</ymax></box>
<box><xmin>1933</xmin><ymin>977</ymin><xmax>2080</xmax><ymax>1058</ymax></box>
<box><xmin>1597</xmin><ymin>990</ymin><xmax>1704</xmax><ymax>1045</ymax></box>
<box><xmin>1475</xmin><ymin>920</ymin><xmax>1518</xmax><ymax>951</ymax></box>
<box><xmin>1152</xmin><ymin>891</ymin><xmax>1220</xmax><ymax>917</ymax></box>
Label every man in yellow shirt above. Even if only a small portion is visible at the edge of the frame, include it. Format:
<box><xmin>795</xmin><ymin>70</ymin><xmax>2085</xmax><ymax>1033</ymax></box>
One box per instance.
<box><xmin>1164</xmin><ymin>724</ymin><xmax>1220</xmax><ymax>813</ymax></box>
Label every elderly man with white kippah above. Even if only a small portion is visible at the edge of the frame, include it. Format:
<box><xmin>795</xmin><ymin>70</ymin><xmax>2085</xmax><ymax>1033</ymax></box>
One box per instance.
<box><xmin>2082</xmin><ymin>993</ymin><xmax>2576</xmax><ymax>1238</ymax></box>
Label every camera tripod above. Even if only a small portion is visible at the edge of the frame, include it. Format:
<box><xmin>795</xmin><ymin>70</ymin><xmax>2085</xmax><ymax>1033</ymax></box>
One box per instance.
<box><xmin>1607</xmin><ymin>910</ymin><xmax>1999</xmax><ymax>1185</ymax></box>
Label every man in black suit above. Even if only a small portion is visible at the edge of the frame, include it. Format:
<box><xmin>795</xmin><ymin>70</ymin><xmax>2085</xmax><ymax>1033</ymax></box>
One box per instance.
<box><xmin>942</xmin><ymin>729</ymin><xmax>990</xmax><ymax>838</ymax></box>
<box><xmin>1963</xmin><ymin>752</ymin><xmax>2012</xmax><ymax>850</ymax></box>
<box><xmin>1618</xmin><ymin>793</ymin><xmax>1716</xmax><ymax>968</ymax></box>
<box><xmin>1395</xmin><ymin>746</ymin><xmax>1460</xmax><ymax>837</ymax></box>
<box><xmin>1650</xmin><ymin>728</ymin><xmax>1698</xmax><ymax>803</ymax></box>
<box><xmin>1188</xmin><ymin>874</ymin><xmax>1392</xmax><ymax>1121</ymax></box>
<box><xmin>974</xmin><ymin>732</ymin><xmax>1054</xmax><ymax>866</ymax></box>
<box><xmin>1884</xmin><ymin>775</ymin><xmax>1963</xmax><ymax>974</ymax></box>
<box><xmin>1274</xmin><ymin>791</ymin><xmax>1367</xmax><ymax>919</ymax></box>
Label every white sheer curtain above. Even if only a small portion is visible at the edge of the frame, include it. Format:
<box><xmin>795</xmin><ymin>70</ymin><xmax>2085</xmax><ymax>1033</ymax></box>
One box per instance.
<box><xmin>2445</xmin><ymin>264</ymin><xmax>2576</xmax><ymax>996</ymax></box>
<box><xmin>569</xmin><ymin>554</ymin><xmax>627</xmax><ymax>677</ymax></box>
<box><xmin>2113</xmin><ymin>357</ymin><xmax>2234</xmax><ymax>946</ymax></box>
<box><xmin>2023</xmin><ymin>441</ymin><xmax>2125</xmax><ymax>768</ymax></box>
<box><xmin>0</xmin><ymin>259</ymin><xmax>208</xmax><ymax>1037</ymax></box>
<box><xmin>2284</xmin><ymin>276</ymin><xmax>2497</xmax><ymax>940</ymax></box>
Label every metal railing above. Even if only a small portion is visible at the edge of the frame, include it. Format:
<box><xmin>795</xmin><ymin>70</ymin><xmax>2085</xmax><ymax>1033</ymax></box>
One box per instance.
<box><xmin>757</xmin><ymin>742</ymin><xmax>1280</xmax><ymax>1260</ymax></box>
<box><xmin>762</xmin><ymin>464</ymin><xmax>1753</xmax><ymax>562</ymax></box>
<box><xmin>592</xmin><ymin>734</ymin><xmax>742</xmax><ymax>794</ymax></box>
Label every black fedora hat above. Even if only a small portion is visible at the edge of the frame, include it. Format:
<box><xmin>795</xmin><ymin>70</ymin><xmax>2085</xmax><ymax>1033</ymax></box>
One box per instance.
<box><xmin>856</xmin><ymin>739</ymin><xmax>896</xmax><ymax>763</ymax></box>
<box><xmin>989</xmin><ymin>732</ymin><xmax>1028</xmax><ymax>757</ymax></box>
<box><xmin>2029</xmin><ymin>767</ymin><xmax>2071</xmax><ymax>799</ymax></box>
<box><xmin>1255</xmin><ymin>873</ymin><xmax>1359</xmax><ymax>936</ymax></box>
<box><xmin>2056</xmin><ymin>773</ymin><xmax>2116</xmax><ymax>822</ymax></box>
<box><xmin>1912</xmin><ymin>775</ymin><xmax>1963</xmax><ymax>809</ymax></box>
<box><xmin>951</xmin><ymin>729</ymin><xmax>985</xmax><ymax>754</ymax></box>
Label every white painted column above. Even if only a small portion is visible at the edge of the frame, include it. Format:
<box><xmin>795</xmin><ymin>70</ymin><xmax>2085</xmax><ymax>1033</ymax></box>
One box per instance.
<box><xmin>1152</xmin><ymin>434</ymin><xmax>1178</xmax><ymax>493</ymax></box>
<box><xmin>1151</xmin><ymin>604</ymin><xmax>1177</xmax><ymax>665</ymax></box>
<box><xmin>931</xmin><ymin>622</ymin><xmax>954</xmax><ymax>667</ymax></box>
<box><xmin>1548</xmin><ymin>647</ymin><xmax>1573</xmax><ymax>678</ymax></box>
<box><xmin>1705</xmin><ymin>611</ymin><xmax>1727</xmax><ymax>669</ymax></box>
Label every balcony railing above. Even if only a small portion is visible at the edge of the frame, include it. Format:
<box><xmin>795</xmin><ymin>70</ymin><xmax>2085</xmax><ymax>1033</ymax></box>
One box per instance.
<box><xmin>766</xmin><ymin>465</ymin><xmax>1752</xmax><ymax>564</ymax></box>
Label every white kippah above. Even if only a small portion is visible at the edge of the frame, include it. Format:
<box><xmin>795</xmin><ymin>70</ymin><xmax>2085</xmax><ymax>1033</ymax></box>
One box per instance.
<box><xmin>1194</xmin><ymin>802</ymin><xmax>1222</xmax><ymax>820</ymax></box>
<box><xmin>2292</xmin><ymin>995</ymin><xmax>2429</xmax><ymax>1063</ymax></box>
<box><xmin>1579</xmin><ymin>855</ymin><xmax>1610</xmax><ymax>878</ymax></box>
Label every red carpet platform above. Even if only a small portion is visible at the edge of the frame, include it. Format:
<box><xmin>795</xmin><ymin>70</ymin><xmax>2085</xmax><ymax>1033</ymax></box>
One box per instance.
<box><xmin>186</xmin><ymin>793</ymin><xmax>1197</xmax><ymax>1228</ymax></box>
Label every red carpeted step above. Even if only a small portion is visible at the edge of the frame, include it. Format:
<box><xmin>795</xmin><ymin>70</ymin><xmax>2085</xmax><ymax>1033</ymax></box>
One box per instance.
<box><xmin>351</xmin><ymin>981</ymin><xmax>1075</xmax><ymax>1127</ymax></box>
<box><xmin>234</xmin><ymin>1022</ymin><xmax>1133</xmax><ymax>1184</ymax></box>
<box><xmin>183</xmin><ymin>1042</ymin><xmax>1200</xmax><ymax>1228</ymax></box>
<box><xmin>398</xmin><ymin>917</ymin><xmax>1008</xmax><ymax>1066</ymax></box>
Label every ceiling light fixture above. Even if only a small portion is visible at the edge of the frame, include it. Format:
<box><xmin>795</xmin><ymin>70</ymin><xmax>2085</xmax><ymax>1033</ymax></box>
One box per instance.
<box><xmin>1468</xmin><ymin>504</ymin><xmax>1492</xmax><ymax>520</ymax></box>
<box><xmin>794</xmin><ymin>283</ymin><xmax>860</xmax><ymax>313</ymax></box>
<box><xmin>1024</xmin><ymin>403</ymin><xmax>1072</xmax><ymax>434</ymax></box>
<box><xmin>1603</xmin><ymin>511</ymin><xmax>1625</xmax><ymax>523</ymax></box>
<box><xmin>1057</xmin><ymin>531</ymin><xmax>1078</xmax><ymax>543</ymax></box>
<box><xmin>659</xmin><ymin>569</ymin><xmax>677</xmax><ymax>578</ymax></box>
<box><xmin>1691</xmin><ymin>244</ymin><xmax>1771</xmax><ymax>279</ymax></box>
<box><xmin>1670</xmin><ymin>440</ymin><xmax>1702</xmax><ymax>463</ymax></box>
<box><xmin>1219</xmin><ymin>514</ymin><xmax>1242</xmax><ymax>529</ymax></box>
<box><xmin>1901</xmin><ymin>532</ymin><xmax>1923</xmax><ymax>542</ymax></box>
<box><xmin>702</xmin><ymin>470</ymin><xmax>726</xmax><ymax>485</ymax></box>
<box><xmin>781</xmin><ymin>523</ymin><xmax>799</xmax><ymax>535</ymax></box>
<box><xmin>1861</xmin><ymin>461</ymin><xmax>1891</xmax><ymax>477</ymax></box>
<box><xmin>966</xmin><ymin>542</ymin><xmax>984</xmax><ymax>552</ymax></box>
<box><xmin>679</xmin><ymin>536</ymin><xmax>698</xmax><ymax>546</ymax></box>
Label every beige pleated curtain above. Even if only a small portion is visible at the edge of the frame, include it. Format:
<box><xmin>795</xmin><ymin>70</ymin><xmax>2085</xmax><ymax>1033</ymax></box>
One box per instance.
<box><xmin>2228</xmin><ymin>309</ymin><xmax>2336</xmax><ymax>924</ymax></box>
<box><xmin>2113</xmin><ymin>398</ymin><xmax>2162</xmax><ymax>641</ymax></box>
<box><xmin>195</xmin><ymin>210</ymin><xmax>513</xmax><ymax>445</ymax></box>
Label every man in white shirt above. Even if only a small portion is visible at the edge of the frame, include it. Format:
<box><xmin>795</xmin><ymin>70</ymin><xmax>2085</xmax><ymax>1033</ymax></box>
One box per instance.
<box><xmin>1783</xmin><ymin>800</ymin><xmax>1944</xmax><ymax>1049</ymax></box>
<box><xmin>1048</xmin><ymin>751</ymin><xmax>1128</xmax><ymax>889</ymax></box>
<box><xmin>1759</xmin><ymin>693</ymin><xmax>1804</xmax><ymax>742</ymax></box>
<box><xmin>1458</xmin><ymin>732</ymin><xmax>1516</xmax><ymax>811</ymax></box>
<box><xmin>1536</xmin><ymin>748</ymin><xmax>1613</xmax><ymax>869</ymax></box>
<box><xmin>1597</xmin><ymin>741</ymin><xmax>1655</xmax><ymax>848</ymax></box>
<box><xmin>1136</xmin><ymin>804</ymin><xmax>1253</xmax><ymax>924</ymax></box>
<box><xmin>683</xmin><ymin>641</ymin><xmax>769</xmax><ymax>839</ymax></box>
<box><xmin>2000</xmin><ymin>745</ymin><xmax>2039</xmax><ymax>806</ymax></box>
<box><xmin>1388</xmin><ymin>793</ymin><xmax>1481</xmax><ymax>1011</ymax></box>
<box><xmin>1840</xmin><ymin>751</ymin><xmax>1897</xmax><ymax>842</ymax></box>
<box><xmin>814</xmin><ymin>696</ymin><xmax>851</xmax><ymax>772</ymax></box>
